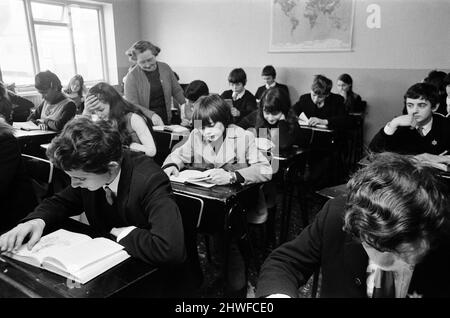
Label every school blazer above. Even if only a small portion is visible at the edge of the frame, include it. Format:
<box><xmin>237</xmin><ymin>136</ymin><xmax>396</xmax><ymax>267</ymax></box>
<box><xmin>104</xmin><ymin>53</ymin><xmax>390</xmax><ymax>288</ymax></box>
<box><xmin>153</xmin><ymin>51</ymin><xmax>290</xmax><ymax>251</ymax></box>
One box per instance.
<box><xmin>23</xmin><ymin>151</ymin><xmax>186</xmax><ymax>266</ymax></box>
<box><xmin>163</xmin><ymin>124</ymin><xmax>272</xmax><ymax>185</ymax></box>
<box><xmin>0</xmin><ymin>132</ymin><xmax>37</xmax><ymax>233</ymax></box>
<box><xmin>256</xmin><ymin>196</ymin><xmax>450</xmax><ymax>298</ymax></box>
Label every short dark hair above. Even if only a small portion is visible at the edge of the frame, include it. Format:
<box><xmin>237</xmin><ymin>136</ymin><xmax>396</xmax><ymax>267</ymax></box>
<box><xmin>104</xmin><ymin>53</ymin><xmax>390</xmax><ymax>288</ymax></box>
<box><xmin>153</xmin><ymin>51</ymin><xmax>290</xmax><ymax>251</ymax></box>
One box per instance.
<box><xmin>443</xmin><ymin>73</ymin><xmax>450</xmax><ymax>88</ymax></box>
<box><xmin>47</xmin><ymin>117</ymin><xmax>123</xmax><ymax>174</ymax></box>
<box><xmin>424</xmin><ymin>70</ymin><xmax>447</xmax><ymax>92</ymax></box>
<box><xmin>192</xmin><ymin>94</ymin><xmax>232</xmax><ymax>128</ymax></box>
<box><xmin>311</xmin><ymin>75</ymin><xmax>332</xmax><ymax>96</ymax></box>
<box><xmin>404</xmin><ymin>82</ymin><xmax>439</xmax><ymax>108</ymax></box>
<box><xmin>127</xmin><ymin>40</ymin><xmax>161</xmax><ymax>60</ymax></box>
<box><xmin>184</xmin><ymin>80</ymin><xmax>209</xmax><ymax>102</ymax></box>
<box><xmin>343</xmin><ymin>152</ymin><xmax>449</xmax><ymax>253</ymax></box>
<box><xmin>35</xmin><ymin>70</ymin><xmax>62</xmax><ymax>91</ymax></box>
<box><xmin>260</xmin><ymin>87</ymin><xmax>289</xmax><ymax>115</ymax></box>
<box><xmin>228</xmin><ymin>68</ymin><xmax>247</xmax><ymax>85</ymax></box>
<box><xmin>261</xmin><ymin>65</ymin><xmax>276</xmax><ymax>78</ymax></box>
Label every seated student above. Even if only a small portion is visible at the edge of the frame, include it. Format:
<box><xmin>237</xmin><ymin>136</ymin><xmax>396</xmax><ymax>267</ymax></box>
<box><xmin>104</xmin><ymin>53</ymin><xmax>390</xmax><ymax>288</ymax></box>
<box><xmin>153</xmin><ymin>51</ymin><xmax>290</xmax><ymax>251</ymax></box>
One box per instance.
<box><xmin>369</xmin><ymin>83</ymin><xmax>450</xmax><ymax>155</ymax></box>
<box><xmin>256</xmin><ymin>152</ymin><xmax>450</xmax><ymax>298</ymax></box>
<box><xmin>221</xmin><ymin>68</ymin><xmax>257</xmax><ymax>123</ymax></box>
<box><xmin>180</xmin><ymin>80</ymin><xmax>209</xmax><ymax>127</ymax></box>
<box><xmin>0</xmin><ymin>82</ymin><xmax>13</xmax><ymax>124</ymax></box>
<box><xmin>292</xmin><ymin>74</ymin><xmax>349</xmax><ymax>128</ymax></box>
<box><xmin>0</xmin><ymin>118</ymin><xmax>38</xmax><ymax>233</ymax></box>
<box><xmin>424</xmin><ymin>70</ymin><xmax>448</xmax><ymax>116</ymax></box>
<box><xmin>336</xmin><ymin>73</ymin><xmax>364</xmax><ymax>114</ymax></box>
<box><xmin>0</xmin><ymin>82</ymin><xmax>35</xmax><ymax>122</ymax></box>
<box><xmin>63</xmin><ymin>74</ymin><xmax>86</xmax><ymax>114</ymax></box>
<box><xmin>238</xmin><ymin>86</ymin><xmax>300</xmax><ymax>151</ymax></box>
<box><xmin>254</xmin><ymin>65</ymin><xmax>290</xmax><ymax>105</ymax></box>
<box><xmin>293</xmin><ymin>75</ymin><xmax>351</xmax><ymax>188</ymax></box>
<box><xmin>162</xmin><ymin>94</ymin><xmax>272</xmax><ymax>296</ymax></box>
<box><xmin>28</xmin><ymin>71</ymin><xmax>76</xmax><ymax>132</ymax></box>
<box><xmin>82</xmin><ymin>82</ymin><xmax>157</xmax><ymax>157</ymax></box>
<box><xmin>0</xmin><ymin>117</ymin><xmax>186</xmax><ymax>268</ymax></box>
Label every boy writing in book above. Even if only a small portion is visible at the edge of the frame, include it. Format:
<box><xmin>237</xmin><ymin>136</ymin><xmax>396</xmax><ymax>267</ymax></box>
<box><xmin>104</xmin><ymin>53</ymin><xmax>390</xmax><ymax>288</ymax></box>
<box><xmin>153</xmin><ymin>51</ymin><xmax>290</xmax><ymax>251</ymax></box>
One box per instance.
<box><xmin>369</xmin><ymin>82</ymin><xmax>450</xmax><ymax>155</ymax></box>
<box><xmin>0</xmin><ymin>117</ymin><xmax>186</xmax><ymax>268</ymax></box>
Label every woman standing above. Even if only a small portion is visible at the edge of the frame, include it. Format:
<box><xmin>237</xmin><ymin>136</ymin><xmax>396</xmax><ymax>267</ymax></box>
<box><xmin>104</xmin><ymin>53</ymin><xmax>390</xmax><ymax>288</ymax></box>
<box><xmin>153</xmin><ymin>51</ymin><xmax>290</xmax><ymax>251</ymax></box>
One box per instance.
<box><xmin>124</xmin><ymin>40</ymin><xmax>185</xmax><ymax>125</ymax></box>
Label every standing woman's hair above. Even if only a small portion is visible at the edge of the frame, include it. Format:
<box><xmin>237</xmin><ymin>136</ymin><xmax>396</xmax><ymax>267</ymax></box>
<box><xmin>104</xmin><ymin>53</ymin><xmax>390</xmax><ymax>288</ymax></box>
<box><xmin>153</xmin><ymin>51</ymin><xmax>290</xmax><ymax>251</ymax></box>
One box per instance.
<box><xmin>88</xmin><ymin>82</ymin><xmax>152</xmax><ymax>145</ymax></box>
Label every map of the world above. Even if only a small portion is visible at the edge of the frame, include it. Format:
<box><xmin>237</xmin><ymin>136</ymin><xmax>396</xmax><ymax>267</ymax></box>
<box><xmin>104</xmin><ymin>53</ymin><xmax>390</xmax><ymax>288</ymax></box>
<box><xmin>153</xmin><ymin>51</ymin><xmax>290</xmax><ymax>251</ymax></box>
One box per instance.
<box><xmin>270</xmin><ymin>0</ymin><xmax>354</xmax><ymax>52</ymax></box>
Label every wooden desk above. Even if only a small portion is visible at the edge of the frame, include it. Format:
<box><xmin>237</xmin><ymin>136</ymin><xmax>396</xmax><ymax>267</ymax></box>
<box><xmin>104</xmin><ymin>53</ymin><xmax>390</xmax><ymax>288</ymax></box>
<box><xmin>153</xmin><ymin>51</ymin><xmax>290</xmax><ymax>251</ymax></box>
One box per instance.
<box><xmin>271</xmin><ymin>147</ymin><xmax>309</xmax><ymax>244</ymax></box>
<box><xmin>13</xmin><ymin>125</ymin><xmax>57</xmax><ymax>158</ymax></box>
<box><xmin>0</xmin><ymin>219</ymin><xmax>161</xmax><ymax>298</ymax></box>
<box><xmin>152</xmin><ymin>128</ymin><xmax>190</xmax><ymax>166</ymax></box>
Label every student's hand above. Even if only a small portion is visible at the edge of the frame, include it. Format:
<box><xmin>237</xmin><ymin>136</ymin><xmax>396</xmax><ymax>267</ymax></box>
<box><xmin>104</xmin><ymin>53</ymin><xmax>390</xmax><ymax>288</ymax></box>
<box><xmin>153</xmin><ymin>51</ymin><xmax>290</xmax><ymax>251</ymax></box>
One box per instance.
<box><xmin>82</xmin><ymin>95</ymin><xmax>103</xmax><ymax>116</ymax></box>
<box><xmin>390</xmin><ymin>114</ymin><xmax>416</xmax><ymax>129</ymax></box>
<box><xmin>164</xmin><ymin>166</ymin><xmax>179</xmax><ymax>177</ymax></box>
<box><xmin>230</xmin><ymin>107</ymin><xmax>240</xmax><ymax>117</ymax></box>
<box><xmin>0</xmin><ymin>219</ymin><xmax>45</xmax><ymax>252</ymax></box>
<box><xmin>308</xmin><ymin>117</ymin><xmax>327</xmax><ymax>126</ymax></box>
<box><xmin>151</xmin><ymin>113</ymin><xmax>165</xmax><ymax>126</ymax></box>
<box><xmin>180</xmin><ymin>118</ymin><xmax>191</xmax><ymax>127</ymax></box>
<box><xmin>207</xmin><ymin>168</ymin><xmax>231</xmax><ymax>185</ymax></box>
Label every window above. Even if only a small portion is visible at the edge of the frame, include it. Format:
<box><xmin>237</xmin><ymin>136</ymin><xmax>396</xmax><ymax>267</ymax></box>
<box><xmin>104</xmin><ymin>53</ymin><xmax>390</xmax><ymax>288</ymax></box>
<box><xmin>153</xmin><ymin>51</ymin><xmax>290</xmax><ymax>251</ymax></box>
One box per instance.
<box><xmin>0</xmin><ymin>0</ymin><xmax>107</xmax><ymax>89</ymax></box>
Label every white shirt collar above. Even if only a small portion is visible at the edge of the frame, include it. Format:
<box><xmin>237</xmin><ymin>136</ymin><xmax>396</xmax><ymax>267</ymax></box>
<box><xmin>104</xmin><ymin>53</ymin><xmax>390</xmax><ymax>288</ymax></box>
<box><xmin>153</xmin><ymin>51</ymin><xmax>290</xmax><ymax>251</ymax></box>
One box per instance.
<box><xmin>265</xmin><ymin>82</ymin><xmax>276</xmax><ymax>90</ymax></box>
<box><xmin>419</xmin><ymin>117</ymin><xmax>433</xmax><ymax>136</ymax></box>
<box><xmin>103</xmin><ymin>169</ymin><xmax>121</xmax><ymax>196</ymax></box>
<box><xmin>233</xmin><ymin>90</ymin><xmax>245</xmax><ymax>101</ymax></box>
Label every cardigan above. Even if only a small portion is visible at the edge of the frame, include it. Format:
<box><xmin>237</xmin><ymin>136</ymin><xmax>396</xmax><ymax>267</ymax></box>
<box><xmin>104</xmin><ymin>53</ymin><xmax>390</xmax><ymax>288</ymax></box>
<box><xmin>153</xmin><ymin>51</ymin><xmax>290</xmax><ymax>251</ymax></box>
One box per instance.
<box><xmin>124</xmin><ymin>62</ymin><xmax>185</xmax><ymax>124</ymax></box>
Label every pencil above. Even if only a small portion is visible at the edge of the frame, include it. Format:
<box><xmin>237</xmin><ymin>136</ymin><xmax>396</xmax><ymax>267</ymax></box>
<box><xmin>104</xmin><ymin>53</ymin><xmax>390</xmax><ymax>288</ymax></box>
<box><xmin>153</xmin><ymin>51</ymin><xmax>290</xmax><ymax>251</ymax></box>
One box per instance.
<box><xmin>439</xmin><ymin>150</ymin><xmax>448</xmax><ymax>156</ymax></box>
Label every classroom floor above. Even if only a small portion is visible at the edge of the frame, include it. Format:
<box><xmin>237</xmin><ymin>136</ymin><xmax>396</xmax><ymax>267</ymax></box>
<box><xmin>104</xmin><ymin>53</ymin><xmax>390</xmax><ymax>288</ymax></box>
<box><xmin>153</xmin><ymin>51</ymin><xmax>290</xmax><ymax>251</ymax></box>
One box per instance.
<box><xmin>196</xmin><ymin>187</ymin><xmax>326</xmax><ymax>298</ymax></box>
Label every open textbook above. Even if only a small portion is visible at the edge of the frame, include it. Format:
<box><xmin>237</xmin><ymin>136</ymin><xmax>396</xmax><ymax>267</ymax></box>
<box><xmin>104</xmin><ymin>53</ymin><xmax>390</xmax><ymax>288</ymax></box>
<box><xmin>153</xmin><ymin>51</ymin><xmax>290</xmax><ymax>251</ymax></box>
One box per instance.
<box><xmin>170</xmin><ymin>169</ymin><xmax>215</xmax><ymax>188</ymax></box>
<box><xmin>298</xmin><ymin>112</ymin><xmax>328</xmax><ymax>129</ymax></box>
<box><xmin>2</xmin><ymin>229</ymin><xmax>130</xmax><ymax>284</ymax></box>
<box><xmin>13</xmin><ymin>121</ymin><xmax>42</xmax><ymax>131</ymax></box>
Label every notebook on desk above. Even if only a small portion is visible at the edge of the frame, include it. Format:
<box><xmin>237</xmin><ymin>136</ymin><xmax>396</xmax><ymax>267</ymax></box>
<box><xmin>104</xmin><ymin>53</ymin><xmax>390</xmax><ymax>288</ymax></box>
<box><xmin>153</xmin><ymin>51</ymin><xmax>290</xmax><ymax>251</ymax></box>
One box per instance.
<box><xmin>298</xmin><ymin>112</ymin><xmax>328</xmax><ymax>129</ymax></box>
<box><xmin>153</xmin><ymin>125</ymin><xmax>190</xmax><ymax>134</ymax></box>
<box><xmin>170</xmin><ymin>169</ymin><xmax>215</xmax><ymax>188</ymax></box>
<box><xmin>13</xmin><ymin>121</ymin><xmax>42</xmax><ymax>131</ymax></box>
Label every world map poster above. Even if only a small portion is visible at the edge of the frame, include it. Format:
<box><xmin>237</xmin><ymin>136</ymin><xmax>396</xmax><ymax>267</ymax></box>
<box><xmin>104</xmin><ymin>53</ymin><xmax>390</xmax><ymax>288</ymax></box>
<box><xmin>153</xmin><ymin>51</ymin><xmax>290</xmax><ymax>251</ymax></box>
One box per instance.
<box><xmin>270</xmin><ymin>0</ymin><xmax>355</xmax><ymax>52</ymax></box>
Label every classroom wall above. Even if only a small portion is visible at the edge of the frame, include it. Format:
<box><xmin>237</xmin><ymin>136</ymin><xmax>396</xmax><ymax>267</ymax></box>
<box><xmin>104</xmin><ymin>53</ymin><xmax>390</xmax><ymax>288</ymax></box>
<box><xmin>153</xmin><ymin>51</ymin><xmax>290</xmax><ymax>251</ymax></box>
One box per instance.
<box><xmin>138</xmin><ymin>0</ymin><xmax>450</xmax><ymax>144</ymax></box>
<box><xmin>97</xmin><ymin>0</ymin><xmax>142</xmax><ymax>85</ymax></box>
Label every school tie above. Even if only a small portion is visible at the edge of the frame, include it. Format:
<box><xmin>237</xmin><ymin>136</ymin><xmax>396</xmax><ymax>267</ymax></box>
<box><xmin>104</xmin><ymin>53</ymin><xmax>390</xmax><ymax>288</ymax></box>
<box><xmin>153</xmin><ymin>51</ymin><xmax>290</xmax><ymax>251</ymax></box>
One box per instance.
<box><xmin>372</xmin><ymin>268</ymin><xmax>396</xmax><ymax>298</ymax></box>
<box><xmin>417</xmin><ymin>126</ymin><xmax>424</xmax><ymax>137</ymax></box>
<box><xmin>104</xmin><ymin>186</ymin><xmax>115</xmax><ymax>205</ymax></box>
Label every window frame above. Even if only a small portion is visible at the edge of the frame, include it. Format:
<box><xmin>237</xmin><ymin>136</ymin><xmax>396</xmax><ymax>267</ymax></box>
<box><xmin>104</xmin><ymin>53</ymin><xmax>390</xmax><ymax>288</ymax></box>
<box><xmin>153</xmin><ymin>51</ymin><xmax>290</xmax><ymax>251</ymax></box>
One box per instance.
<box><xmin>1</xmin><ymin>0</ymin><xmax>108</xmax><ymax>92</ymax></box>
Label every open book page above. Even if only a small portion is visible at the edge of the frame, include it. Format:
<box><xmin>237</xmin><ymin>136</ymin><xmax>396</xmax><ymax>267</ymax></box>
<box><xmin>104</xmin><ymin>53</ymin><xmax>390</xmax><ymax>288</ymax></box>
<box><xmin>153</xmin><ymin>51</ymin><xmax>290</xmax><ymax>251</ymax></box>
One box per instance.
<box><xmin>42</xmin><ymin>237</ymin><xmax>129</xmax><ymax>274</ymax></box>
<box><xmin>43</xmin><ymin>249</ymin><xmax>130</xmax><ymax>284</ymax></box>
<box><xmin>13</xmin><ymin>121</ymin><xmax>41</xmax><ymax>131</ymax></box>
<box><xmin>255</xmin><ymin>138</ymin><xmax>274</xmax><ymax>151</ymax></box>
<box><xmin>298</xmin><ymin>112</ymin><xmax>328</xmax><ymax>129</ymax></box>
<box><xmin>2</xmin><ymin>229</ymin><xmax>91</xmax><ymax>267</ymax></box>
<box><xmin>170</xmin><ymin>169</ymin><xmax>215</xmax><ymax>188</ymax></box>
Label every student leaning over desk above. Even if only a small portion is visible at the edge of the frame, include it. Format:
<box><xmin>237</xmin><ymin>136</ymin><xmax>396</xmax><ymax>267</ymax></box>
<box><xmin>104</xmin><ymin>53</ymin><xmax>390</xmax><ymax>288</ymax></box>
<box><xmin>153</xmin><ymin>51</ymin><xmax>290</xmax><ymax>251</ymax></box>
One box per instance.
<box><xmin>0</xmin><ymin>117</ymin><xmax>186</xmax><ymax>268</ymax></box>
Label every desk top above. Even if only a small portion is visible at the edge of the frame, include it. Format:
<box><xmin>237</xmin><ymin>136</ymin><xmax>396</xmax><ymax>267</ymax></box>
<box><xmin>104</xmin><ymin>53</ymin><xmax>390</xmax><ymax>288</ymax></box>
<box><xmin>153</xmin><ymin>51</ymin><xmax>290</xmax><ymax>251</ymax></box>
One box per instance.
<box><xmin>299</xmin><ymin>124</ymin><xmax>334</xmax><ymax>133</ymax></box>
<box><xmin>0</xmin><ymin>219</ymin><xmax>159</xmax><ymax>298</ymax></box>
<box><xmin>171</xmin><ymin>181</ymin><xmax>258</xmax><ymax>203</ymax></box>
<box><xmin>13</xmin><ymin>128</ymin><xmax>57</xmax><ymax>139</ymax></box>
<box><xmin>316</xmin><ymin>183</ymin><xmax>348</xmax><ymax>200</ymax></box>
